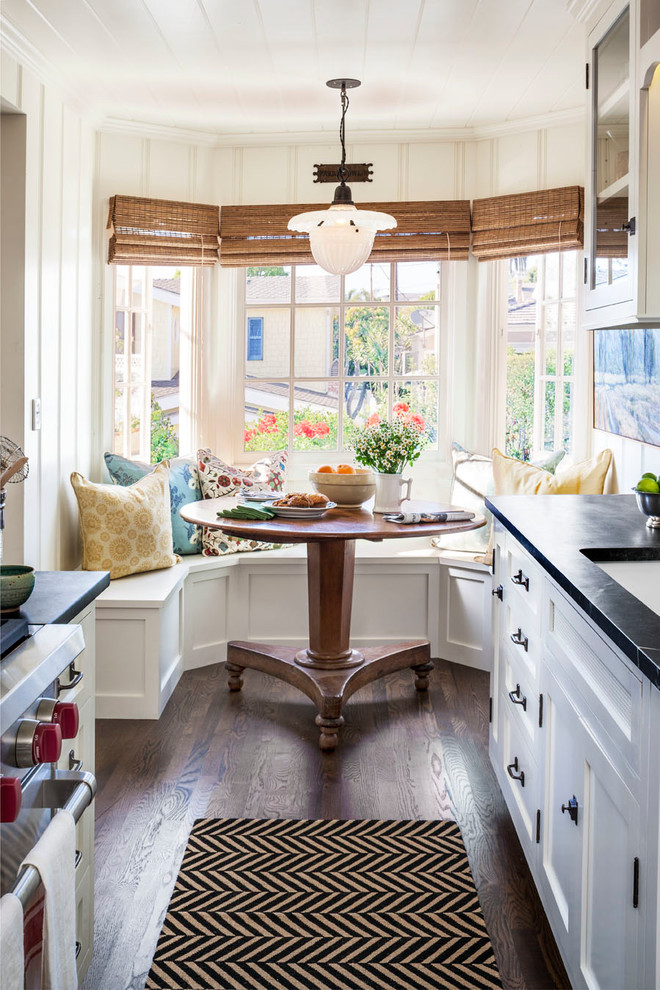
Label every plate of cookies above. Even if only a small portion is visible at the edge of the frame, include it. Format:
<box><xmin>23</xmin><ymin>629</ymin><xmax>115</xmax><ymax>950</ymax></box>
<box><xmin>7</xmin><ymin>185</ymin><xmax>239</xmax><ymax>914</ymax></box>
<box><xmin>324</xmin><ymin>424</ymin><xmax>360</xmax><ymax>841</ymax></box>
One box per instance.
<box><xmin>269</xmin><ymin>492</ymin><xmax>337</xmax><ymax>518</ymax></box>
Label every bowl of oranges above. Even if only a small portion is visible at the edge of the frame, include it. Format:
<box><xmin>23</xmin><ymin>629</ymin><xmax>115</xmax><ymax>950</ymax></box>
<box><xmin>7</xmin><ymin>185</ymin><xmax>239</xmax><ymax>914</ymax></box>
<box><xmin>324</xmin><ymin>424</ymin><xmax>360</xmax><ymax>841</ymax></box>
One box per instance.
<box><xmin>309</xmin><ymin>464</ymin><xmax>376</xmax><ymax>507</ymax></box>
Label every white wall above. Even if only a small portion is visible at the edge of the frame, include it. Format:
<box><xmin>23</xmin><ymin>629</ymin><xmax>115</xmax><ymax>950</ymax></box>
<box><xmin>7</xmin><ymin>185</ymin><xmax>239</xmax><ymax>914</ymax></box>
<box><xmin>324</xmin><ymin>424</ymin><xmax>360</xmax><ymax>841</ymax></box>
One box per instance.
<box><xmin>0</xmin><ymin>53</ymin><xmax>94</xmax><ymax>570</ymax></box>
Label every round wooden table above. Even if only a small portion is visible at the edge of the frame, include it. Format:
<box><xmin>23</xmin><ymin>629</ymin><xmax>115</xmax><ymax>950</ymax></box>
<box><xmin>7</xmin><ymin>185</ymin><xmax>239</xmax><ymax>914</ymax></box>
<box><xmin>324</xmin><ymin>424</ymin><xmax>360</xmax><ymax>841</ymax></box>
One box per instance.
<box><xmin>181</xmin><ymin>498</ymin><xmax>486</xmax><ymax>750</ymax></box>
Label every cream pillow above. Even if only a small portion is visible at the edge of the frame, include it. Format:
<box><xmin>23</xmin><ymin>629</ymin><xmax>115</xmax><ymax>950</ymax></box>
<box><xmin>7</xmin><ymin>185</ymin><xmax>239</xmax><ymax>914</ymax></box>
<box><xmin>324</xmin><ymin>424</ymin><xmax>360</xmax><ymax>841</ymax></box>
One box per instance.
<box><xmin>492</xmin><ymin>448</ymin><xmax>612</xmax><ymax>496</ymax></box>
<box><xmin>71</xmin><ymin>462</ymin><xmax>177</xmax><ymax>579</ymax></box>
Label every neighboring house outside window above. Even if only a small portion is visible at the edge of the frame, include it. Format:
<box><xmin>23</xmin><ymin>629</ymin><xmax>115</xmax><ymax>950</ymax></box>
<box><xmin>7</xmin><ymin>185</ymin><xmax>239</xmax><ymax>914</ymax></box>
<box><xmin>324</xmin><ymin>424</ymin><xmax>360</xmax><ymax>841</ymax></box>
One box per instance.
<box><xmin>241</xmin><ymin>262</ymin><xmax>443</xmax><ymax>455</ymax></box>
<box><xmin>113</xmin><ymin>265</ymin><xmax>194</xmax><ymax>463</ymax></box>
<box><xmin>503</xmin><ymin>250</ymin><xmax>580</xmax><ymax>461</ymax></box>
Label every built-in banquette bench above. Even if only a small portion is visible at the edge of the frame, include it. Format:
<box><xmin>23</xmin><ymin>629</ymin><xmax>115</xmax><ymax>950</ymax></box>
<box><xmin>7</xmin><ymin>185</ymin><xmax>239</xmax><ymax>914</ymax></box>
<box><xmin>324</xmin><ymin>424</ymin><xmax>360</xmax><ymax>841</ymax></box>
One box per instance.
<box><xmin>94</xmin><ymin>542</ymin><xmax>491</xmax><ymax>719</ymax></box>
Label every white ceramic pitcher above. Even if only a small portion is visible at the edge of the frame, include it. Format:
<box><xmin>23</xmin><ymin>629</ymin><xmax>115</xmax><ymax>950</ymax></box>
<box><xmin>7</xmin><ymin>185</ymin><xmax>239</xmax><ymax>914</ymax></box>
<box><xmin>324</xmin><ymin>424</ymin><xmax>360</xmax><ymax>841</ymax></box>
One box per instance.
<box><xmin>373</xmin><ymin>472</ymin><xmax>413</xmax><ymax>513</ymax></box>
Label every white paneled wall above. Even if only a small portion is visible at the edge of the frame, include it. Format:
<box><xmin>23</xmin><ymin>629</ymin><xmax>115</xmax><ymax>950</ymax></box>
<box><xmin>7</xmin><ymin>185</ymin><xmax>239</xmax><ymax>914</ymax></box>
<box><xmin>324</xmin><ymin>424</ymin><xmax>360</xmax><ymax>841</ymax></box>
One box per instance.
<box><xmin>0</xmin><ymin>53</ymin><xmax>94</xmax><ymax>570</ymax></box>
<box><xmin>593</xmin><ymin>430</ymin><xmax>660</xmax><ymax>492</ymax></box>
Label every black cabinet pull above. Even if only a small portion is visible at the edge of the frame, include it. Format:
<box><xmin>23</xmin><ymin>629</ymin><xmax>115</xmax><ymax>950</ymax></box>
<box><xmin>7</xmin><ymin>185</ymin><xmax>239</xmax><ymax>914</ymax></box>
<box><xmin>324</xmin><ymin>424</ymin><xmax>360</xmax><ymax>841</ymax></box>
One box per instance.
<box><xmin>511</xmin><ymin>569</ymin><xmax>529</xmax><ymax>591</ymax></box>
<box><xmin>58</xmin><ymin>662</ymin><xmax>83</xmax><ymax>693</ymax></box>
<box><xmin>508</xmin><ymin>684</ymin><xmax>527</xmax><ymax>710</ymax></box>
<box><xmin>507</xmin><ymin>757</ymin><xmax>525</xmax><ymax>786</ymax></box>
<box><xmin>510</xmin><ymin>628</ymin><xmax>529</xmax><ymax>652</ymax></box>
<box><xmin>75</xmin><ymin>941</ymin><xmax>82</xmax><ymax>959</ymax></box>
<box><xmin>492</xmin><ymin>584</ymin><xmax>503</xmax><ymax>600</ymax></box>
<box><xmin>561</xmin><ymin>795</ymin><xmax>579</xmax><ymax>825</ymax></box>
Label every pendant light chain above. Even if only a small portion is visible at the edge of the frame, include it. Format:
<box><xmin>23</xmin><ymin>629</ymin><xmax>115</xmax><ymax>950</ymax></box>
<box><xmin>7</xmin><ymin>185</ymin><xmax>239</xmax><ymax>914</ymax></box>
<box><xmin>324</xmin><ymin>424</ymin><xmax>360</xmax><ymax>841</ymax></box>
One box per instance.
<box><xmin>338</xmin><ymin>84</ymin><xmax>349</xmax><ymax>182</ymax></box>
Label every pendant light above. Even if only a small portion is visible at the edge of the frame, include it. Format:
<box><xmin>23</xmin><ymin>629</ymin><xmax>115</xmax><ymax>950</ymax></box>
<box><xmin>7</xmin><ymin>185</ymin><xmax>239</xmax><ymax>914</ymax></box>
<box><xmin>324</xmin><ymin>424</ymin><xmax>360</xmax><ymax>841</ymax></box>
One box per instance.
<box><xmin>288</xmin><ymin>79</ymin><xmax>396</xmax><ymax>275</ymax></box>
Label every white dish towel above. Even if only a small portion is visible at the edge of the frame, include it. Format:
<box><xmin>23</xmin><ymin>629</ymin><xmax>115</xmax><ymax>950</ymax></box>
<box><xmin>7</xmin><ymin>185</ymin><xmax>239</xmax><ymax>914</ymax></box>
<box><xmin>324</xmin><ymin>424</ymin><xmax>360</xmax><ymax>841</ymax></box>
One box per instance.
<box><xmin>20</xmin><ymin>809</ymin><xmax>77</xmax><ymax>990</ymax></box>
<box><xmin>0</xmin><ymin>891</ymin><xmax>24</xmax><ymax>990</ymax></box>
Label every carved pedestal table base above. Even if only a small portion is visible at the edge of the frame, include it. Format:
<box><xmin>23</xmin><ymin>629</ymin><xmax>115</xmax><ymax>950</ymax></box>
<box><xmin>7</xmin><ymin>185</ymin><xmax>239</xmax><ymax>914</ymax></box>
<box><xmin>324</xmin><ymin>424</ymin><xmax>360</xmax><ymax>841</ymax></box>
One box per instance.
<box><xmin>179</xmin><ymin>498</ymin><xmax>485</xmax><ymax>750</ymax></box>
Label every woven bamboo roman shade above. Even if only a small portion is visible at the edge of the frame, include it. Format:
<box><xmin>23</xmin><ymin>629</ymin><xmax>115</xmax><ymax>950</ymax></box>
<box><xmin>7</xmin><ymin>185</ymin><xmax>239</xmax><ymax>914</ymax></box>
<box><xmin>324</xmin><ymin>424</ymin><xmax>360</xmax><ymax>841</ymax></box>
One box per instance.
<box><xmin>219</xmin><ymin>200</ymin><xmax>471</xmax><ymax>267</ymax></box>
<box><xmin>594</xmin><ymin>197</ymin><xmax>628</xmax><ymax>258</ymax></box>
<box><xmin>107</xmin><ymin>196</ymin><xmax>220</xmax><ymax>266</ymax></box>
<box><xmin>471</xmin><ymin>186</ymin><xmax>583</xmax><ymax>260</ymax></box>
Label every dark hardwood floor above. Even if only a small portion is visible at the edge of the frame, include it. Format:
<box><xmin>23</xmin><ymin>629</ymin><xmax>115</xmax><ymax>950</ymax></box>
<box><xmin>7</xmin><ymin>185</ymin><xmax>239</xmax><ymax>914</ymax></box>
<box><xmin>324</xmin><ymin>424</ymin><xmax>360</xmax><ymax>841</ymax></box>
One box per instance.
<box><xmin>84</xmin><ymin>659</ymin><xmax>569</xmax><ymax>990</ymax></box>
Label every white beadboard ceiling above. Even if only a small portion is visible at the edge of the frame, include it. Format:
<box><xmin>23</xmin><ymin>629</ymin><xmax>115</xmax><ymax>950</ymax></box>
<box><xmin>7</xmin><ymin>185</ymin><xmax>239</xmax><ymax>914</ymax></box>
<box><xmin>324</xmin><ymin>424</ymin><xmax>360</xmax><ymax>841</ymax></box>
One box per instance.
<box><xmin>0</xmin><ymin>0</ymin><xmax>586</xmax><ymax>138</ymax></box>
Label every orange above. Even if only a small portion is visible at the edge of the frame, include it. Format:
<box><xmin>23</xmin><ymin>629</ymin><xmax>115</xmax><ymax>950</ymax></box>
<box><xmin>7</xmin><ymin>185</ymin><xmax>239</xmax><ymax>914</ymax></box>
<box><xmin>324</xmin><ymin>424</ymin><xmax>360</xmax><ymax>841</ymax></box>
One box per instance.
<box><xmin>317</xmin><ymin>464</ymin><xmax>335</xmax><ymax>473</ymax></box>
<box><xmin>336</xmin><ymin>464</ymin><xmax>356</xmax><ymax>474</ymax></box>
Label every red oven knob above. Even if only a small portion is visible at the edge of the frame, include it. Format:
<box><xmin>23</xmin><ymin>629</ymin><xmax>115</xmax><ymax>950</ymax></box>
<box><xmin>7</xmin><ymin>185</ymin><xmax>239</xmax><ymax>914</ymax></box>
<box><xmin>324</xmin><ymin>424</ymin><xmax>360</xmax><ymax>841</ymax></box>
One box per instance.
<box><xmin>32</xmin><ymin>722</ymin><xmax>62</xmax><ymax>763</ymax></box>
<box><xmin>15</xmin><ymin>720</ymin><xmax>62</xmax><ymax>767</ymax></box>
<box><xmin>0</xmin><ymin>777</ymin><xmax>22</xmax><ymax>823</ymax></box>
<box><xmin>36</xmin><ymin>699</ymin><xmax>79</xmax><ymax>739</ymax></box>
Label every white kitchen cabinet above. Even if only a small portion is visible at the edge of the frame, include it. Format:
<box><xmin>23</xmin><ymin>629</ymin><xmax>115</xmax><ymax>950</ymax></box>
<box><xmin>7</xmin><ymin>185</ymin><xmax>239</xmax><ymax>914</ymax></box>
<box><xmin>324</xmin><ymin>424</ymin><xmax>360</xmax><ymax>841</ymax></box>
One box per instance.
<box><xmin>490</xmin><ymin>519</ymin><xmax>658</xmax><ymax>990</ymax></box>
<box><xmin>582</xmin><ymin>0</ymin><xmax>660</xmax><ymax>328</ymax></box>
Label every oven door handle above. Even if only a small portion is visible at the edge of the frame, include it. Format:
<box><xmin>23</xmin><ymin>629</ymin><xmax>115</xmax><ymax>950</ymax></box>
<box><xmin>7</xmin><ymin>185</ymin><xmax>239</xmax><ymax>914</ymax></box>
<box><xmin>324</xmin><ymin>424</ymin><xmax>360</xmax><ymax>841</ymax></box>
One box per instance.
<box><xmin>7</xmin><ymin>770</ymin><xmax>97</xmax><ymax>910</ymax></box>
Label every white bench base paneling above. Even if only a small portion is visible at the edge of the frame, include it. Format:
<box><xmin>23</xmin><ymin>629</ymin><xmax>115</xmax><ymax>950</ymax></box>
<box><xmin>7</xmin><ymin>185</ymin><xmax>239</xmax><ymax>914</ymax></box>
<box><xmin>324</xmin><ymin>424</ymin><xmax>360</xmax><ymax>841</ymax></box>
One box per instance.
<box><xmin>96</xmin><ymin>566</ymin><xmax>186</xmax><ymax>719</ymax></box>
<box><xmin>95</xmin><ymin>541</ymin><xmax>491</xmax><ymax>718</ymax></box>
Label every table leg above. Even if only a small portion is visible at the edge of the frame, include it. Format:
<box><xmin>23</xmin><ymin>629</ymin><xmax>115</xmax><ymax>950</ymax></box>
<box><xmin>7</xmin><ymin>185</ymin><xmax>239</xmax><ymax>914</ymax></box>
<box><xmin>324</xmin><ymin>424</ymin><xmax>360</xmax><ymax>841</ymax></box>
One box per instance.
<box><xmin>225</xmin><ymin>536</ymin><xmax>433</xmax><ymax>750</ymax></box>
<box><xmin>295</xmin><ymin>539</ymin><xmax>363</xmax><ymax>668</ymax></box>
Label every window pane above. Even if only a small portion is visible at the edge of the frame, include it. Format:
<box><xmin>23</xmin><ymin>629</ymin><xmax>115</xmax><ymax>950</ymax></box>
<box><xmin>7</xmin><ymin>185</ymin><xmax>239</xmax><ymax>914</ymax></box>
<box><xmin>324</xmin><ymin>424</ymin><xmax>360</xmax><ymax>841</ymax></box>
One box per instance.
<box><xmin>345</xmin><ymin>306</ymin><xmax>389</xmax><ymax>376</ymax></box>
<box><xmin>562</xmin><ymin>252</ymin><xmax>577</xmax><ymax>297</ymax></box>
<box><xmin>115</xmin><ymin>311</ymin><xmax>126</xmax><ymax>383</ymax></box>
<box><xmin>393</xmin><ymin>381</ymin><xmax>438</xmax><ymax>445</ymax></box>
<box><xmin>244</xmin><ymin>383</ymin><xmax>289</xmax><ymax>451</ymax></box>
<box><xmin>562</xmin><ymin>302</ymin><xmax>576</xmax><ymax>375</ymax></box>
<box><xmin>244</xmin><ymin>307</ymin><xmax>290</xmax><ymax>377</ymax></box>
<box><xmin>245</xmin><ymin>266</ymin><xmax>292</xmax><ymax>304</ymax></box>
<box><xmin>295</xmin><ymin>265</ymin><xmax>340</xmax><ymax>303</ymax></box>
<box><xmin>545</xmin><ymin>253</ymin><xmax>559</xmax><ymax>299</ymax></box>
<box><xmin>395</xmin><ymin>262</ymin><xmax>440</xmax><ymax>301</ymax></box>
<box><xmin>131</xmin><ymin>313</ymin><xmax>145</xmax><ymax>381</ymax></box>
<box><xmin>294</xmin><ymin>307</ymin><xmax>339</xmax><ymax>377</ymax></box>
<box><xmin>131</xmin><ymin>270</ymin><xmax>145</xmax><ymax>308</ymax></box>
<box><xmin>116</xmin><ymin>268</ymin><xmax>129</xmax><ymax>308</ymax></box>
<box><xmin>113</xmin><ymin>388</ymin><xmax>126</xmax><ymax>455</ymax></box>
<box><xmin>563</xmin><ymin>381</ymin><xmax>573</xmax><ymax>454</ymax></box>
<box><xmin>394</xmin><ymin>306</ymin><xmax>438</xmax><ymax>375</ymax></box>
<box><xmin>129</xmin><ymin>387</ymin><xmax>146</xmax><ymax>458</ymax></box>
<box><xmin>506</xmin><ymin>352</ymin><xmax>535</xmax><ymax>460</ymax></box>
<box><xmin>345</xmin><ymin>263</ymin><xmax>390</xmax><ymax>302</ymax></box>
<box><xmin>293</xmin><ymin>382</ymin><xmax>339</xmax><ymax>450</ymax></box>
<box><xmin>543</xmin><ymin>304</ymin><xmax>558</xmax><ymax>375</ymax></box>
<box><xmin>544</xmin><ymin>381</ymin><xmax>556</xmax><ymax>449</ymax></box>
<box><xmin>343</xmin><ymin>381</ymin><xmax>389</xmax><ymax>445</ymax></box>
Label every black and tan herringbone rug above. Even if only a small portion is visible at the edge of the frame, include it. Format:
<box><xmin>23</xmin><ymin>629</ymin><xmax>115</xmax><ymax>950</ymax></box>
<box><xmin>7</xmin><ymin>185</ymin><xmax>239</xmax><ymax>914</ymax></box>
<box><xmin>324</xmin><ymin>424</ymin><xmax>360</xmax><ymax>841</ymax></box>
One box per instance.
<box><xmin>146</xmin><ymin>818</ymin><xmax>502</xmax><ymax>990</ymax></box>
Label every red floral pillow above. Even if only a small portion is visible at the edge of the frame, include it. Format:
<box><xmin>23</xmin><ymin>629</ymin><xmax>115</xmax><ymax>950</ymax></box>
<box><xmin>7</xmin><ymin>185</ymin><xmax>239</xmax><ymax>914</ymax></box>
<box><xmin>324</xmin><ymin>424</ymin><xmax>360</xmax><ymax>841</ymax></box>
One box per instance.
<box><xmin>196</xmin><ymin>448</ymin><xmax>289</xmax><ymax>556</ymax></box>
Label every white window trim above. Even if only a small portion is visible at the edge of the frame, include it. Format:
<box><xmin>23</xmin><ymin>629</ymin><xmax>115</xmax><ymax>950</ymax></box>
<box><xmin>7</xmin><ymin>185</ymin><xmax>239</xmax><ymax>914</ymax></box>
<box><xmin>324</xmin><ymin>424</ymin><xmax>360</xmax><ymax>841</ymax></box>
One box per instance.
<box><xmin>492</xmin><ymin>251</ymin><xmax>591</xmax><ymax>464</ymax></box>
<box><xmin>104</xmin><ymin>264</ymin><xmax>200</xmax><ymax>466</ymax></box>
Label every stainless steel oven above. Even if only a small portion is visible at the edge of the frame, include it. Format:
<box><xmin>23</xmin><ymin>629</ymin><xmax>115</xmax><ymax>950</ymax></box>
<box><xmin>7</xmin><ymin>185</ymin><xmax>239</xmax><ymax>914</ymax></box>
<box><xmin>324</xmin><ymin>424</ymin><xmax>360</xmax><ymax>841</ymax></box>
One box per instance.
<box><xmin>1</xmin><ymin>619</ymin><xmax>96</xmax><ymax>980</ymax></box>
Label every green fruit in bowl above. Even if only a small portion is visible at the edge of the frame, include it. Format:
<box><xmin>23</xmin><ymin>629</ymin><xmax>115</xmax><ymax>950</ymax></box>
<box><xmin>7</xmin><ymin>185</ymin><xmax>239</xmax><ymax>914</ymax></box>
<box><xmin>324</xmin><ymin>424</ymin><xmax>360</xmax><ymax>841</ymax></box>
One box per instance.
<box><xmin>636</xmin><ymin>477</ymin><xmax>660</xmax><ymax>493</ymax></box>
<box><xmin>641</xmin><ymin>472</ymin><xmax>658</xmax><ymax>481</ymax></box>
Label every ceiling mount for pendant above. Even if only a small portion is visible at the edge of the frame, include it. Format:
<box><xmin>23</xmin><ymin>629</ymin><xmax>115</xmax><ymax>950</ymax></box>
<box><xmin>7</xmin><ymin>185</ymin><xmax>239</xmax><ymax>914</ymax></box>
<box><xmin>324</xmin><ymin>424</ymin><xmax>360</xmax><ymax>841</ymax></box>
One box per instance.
<box><xmin>288</xmin><ymin>79</ymin><xmax>396</xmax><ymax>275</ymax></box>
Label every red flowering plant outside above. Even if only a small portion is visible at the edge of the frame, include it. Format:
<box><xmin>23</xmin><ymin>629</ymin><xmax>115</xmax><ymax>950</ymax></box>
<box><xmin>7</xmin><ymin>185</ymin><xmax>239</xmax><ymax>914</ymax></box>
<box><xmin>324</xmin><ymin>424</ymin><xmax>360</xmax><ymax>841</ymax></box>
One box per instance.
<box><xmin>244</xmin><ymin>408</ymin><xmax>337</xmax><ymax>452</ymax></box>
<box><xmin>348</xmin><ymin>402</ymin><xmax>430</xmax><ymax>474</ymax></box>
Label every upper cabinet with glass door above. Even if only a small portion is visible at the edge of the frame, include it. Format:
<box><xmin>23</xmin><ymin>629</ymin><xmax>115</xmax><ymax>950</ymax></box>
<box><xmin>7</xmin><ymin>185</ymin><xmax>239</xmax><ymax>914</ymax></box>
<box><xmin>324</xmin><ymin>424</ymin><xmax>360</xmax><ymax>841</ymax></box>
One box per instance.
<box><xmin>583</xmin><ymin>0</ymin><xmax>660</xmax><ymax>328</ymax></box>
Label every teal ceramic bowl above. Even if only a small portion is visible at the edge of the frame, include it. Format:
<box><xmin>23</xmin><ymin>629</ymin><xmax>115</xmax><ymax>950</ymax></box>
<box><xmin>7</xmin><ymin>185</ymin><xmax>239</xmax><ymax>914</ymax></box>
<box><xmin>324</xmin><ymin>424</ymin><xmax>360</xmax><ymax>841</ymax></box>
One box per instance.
<box><xmin>0</xmin><ymin>565</ymin><xmax>36</xmax><ymax>614</ymax></box>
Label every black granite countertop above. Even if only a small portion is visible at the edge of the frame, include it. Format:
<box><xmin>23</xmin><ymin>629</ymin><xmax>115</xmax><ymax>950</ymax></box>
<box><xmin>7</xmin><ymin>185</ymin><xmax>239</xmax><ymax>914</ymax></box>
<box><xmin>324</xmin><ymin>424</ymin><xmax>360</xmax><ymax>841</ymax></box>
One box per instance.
<box><xmin>485</xmin><ymin>494</ymin><xmax>660</xmax><ymax>689</ymax></box>
<box><xmin>18</xmin><ymin>570</ymin><xmax>110</xmax><ymax>625</ymax></box>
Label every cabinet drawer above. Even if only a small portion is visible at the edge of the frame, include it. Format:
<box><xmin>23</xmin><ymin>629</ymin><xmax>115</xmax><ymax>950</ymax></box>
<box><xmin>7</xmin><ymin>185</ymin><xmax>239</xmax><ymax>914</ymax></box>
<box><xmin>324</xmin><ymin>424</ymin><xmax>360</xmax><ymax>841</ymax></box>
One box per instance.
<box><xmin>502</xmin><ymin>642</ymin><xmax>541</xmax><ymax>750</ymax></box>
<box><xmin>504</xmin><ymin>540</ymin><xmax>542</xmax><ymax>617</ymax></box>
<box><xmin>503</xmin><ymin>591</ymin><xmax>540</xmax><ymax>681</ymax></box>
<box><xmin>500</xmin><ymin>701</ymin><xmax>540</xmax><ymax>852</ymax></box>
<box><xmin>544</xmin><ymin>581</ymin><xmax>643</xmax><ymax>781</ymax></box>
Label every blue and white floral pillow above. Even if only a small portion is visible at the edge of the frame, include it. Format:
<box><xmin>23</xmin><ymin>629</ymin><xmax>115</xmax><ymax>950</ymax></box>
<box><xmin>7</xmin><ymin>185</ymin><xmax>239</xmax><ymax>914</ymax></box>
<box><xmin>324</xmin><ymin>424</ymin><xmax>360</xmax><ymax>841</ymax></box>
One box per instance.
<box><xmin>104</xmin><ymin>452</ymin><xmax>202</xmax><ymax>555</ymax></box>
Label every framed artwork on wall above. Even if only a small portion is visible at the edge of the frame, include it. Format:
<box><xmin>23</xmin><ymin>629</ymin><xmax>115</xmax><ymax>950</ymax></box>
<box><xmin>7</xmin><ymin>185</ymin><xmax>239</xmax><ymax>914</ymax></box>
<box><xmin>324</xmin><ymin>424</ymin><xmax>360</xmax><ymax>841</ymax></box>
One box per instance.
<box><xmin>593</xmin><ymin>328</ymin><xmax>660</xmax><ymax>447</ymax></box>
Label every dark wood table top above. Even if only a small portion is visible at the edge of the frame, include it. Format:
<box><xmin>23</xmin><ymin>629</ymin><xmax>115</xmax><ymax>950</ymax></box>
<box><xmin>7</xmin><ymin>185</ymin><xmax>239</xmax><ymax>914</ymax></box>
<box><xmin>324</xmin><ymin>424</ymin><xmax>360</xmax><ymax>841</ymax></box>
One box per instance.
<box><xmin>180</xmin><ymin>497</ymin><xmax>486</xmax><ymax>544</ymax></box>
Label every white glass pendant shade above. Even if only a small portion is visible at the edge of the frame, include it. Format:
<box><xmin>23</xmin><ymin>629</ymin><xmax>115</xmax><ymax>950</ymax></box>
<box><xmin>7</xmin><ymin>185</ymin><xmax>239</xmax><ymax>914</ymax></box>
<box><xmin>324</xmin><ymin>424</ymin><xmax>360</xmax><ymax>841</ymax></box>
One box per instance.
<box><xmin>289</xmin><ymin>203</ymin><xmax>396</xmax><ymax>276</ymax></box>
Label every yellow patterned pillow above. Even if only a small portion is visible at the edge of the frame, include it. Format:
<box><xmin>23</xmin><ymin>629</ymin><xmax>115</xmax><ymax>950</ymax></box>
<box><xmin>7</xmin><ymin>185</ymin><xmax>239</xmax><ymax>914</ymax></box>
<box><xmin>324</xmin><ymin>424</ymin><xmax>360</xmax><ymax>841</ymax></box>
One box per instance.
<box><xmin>492</xmin><ymin>448</ymin><xmax>612</xmax><ymax>495</ymax></box>
<box><xmin>70</xmin><ymin>463</ymin><xmax>177</xmax><ymax>579</ymax></box>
